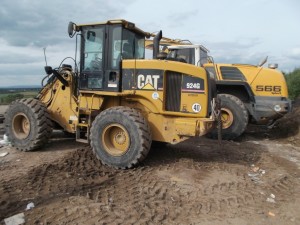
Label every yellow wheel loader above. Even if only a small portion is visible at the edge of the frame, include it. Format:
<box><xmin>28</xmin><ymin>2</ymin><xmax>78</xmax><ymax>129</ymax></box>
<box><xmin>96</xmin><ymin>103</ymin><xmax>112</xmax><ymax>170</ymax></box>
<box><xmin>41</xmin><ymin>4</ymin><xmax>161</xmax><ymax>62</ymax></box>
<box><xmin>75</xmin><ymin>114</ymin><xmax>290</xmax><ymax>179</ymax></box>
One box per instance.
<box><xmin>4</xmin><ymin>20</ymin><xmax>218</xmax><ymax>169</ymax></box>
<box><xmin>146</xmin><ymin>37</ymin><xmax>291</xmax><ymax>140</ymax></box>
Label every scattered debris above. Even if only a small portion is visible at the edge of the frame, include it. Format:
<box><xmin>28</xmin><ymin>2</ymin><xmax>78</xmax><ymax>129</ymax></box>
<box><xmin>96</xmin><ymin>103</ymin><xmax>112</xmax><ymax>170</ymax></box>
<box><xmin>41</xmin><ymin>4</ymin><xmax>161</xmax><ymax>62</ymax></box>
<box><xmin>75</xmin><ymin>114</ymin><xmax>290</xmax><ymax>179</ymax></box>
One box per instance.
<box><xmin>4</xmin><ymin>213</ymin><xmax>25</xmax><ymax>225</ymax></box>
<box><xmin>270</xmin><ymin>193</ymin><xmax>275</xmax><ymax>199</ymax></box>
<box><xmin>26</xmin><ymin>202</ymin><xmax>35</xmax><ymax>211</ymax></box>
<box><xmin>268</xmin><ymin>211</ymin><xmax>276</xmax><ymax>217</ymax></box>
<box><xmin>0</xmin><ymin>134</ymin><xmax>10</xmax><ymax>145</ymax></box>
<box><xmin>248</xmin><ymin>172</ymin><xmax>262</xmax><ymax>184</ymax></box>
<box><xmin>266</xmin><ymin>197</ymin><xmax>276</xmax><ymax>203</ymax></box>
<box><xmin>0</xmin><ymin>152</ymin><xmax>9</xmax><ymax>157</ymax></box>
<box><xmin>266</xmin><ymin>193</ymin><xmax>276</xmax><ymax>203</ymax></box>
<box><xmin>251</xmin><ymin>166</ymin><xmax>260</xmax><ymax>173</ymax></box>
<box><xmin>248</xmin><ymin>165</ymin><xmax>266</xmax><ymax>184</ymax></box>
<box><xmin>260</xmin><ymin>169</ymin><xmax>266</xmax><ymax>175</ymax></box>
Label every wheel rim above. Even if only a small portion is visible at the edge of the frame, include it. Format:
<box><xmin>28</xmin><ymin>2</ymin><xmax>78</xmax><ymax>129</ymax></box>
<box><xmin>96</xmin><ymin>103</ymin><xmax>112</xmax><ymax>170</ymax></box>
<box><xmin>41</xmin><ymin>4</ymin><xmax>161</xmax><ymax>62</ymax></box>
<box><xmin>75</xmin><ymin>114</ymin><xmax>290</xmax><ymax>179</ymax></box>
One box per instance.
<box><xmin>12</xmin><ymin>113</ymin><xmax>31</xmax><ymax>139</ymax></box>
<box><xmin>102</xmin><ymin>123</ymin><xmax>130</xmax><ymax>156</ymax></box>
<box><xmin>221</xmin><ymin>108</ymin><xmax>234</xmax><ymax>129</ymax></box>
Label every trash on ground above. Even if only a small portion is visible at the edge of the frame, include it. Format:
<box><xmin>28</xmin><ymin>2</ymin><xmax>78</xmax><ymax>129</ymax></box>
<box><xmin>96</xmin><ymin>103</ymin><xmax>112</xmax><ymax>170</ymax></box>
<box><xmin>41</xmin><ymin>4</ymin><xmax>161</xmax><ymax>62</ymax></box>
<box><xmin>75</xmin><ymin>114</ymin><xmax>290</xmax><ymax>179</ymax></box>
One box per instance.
<box><xmin>266</xmin><ymin>197</ymin><xmax>276</xmax><ymax>203</ymax></box>
<box><xmin>4</xmin><ymin>212</ymin><xmax>25</xmax><ymax>225</ymax></box>
<box><xmin>259</xmin><ymin>169</ymin><xmax>266</xmax><ymax>175</ymax></box>
<box><xmin>0</xmin><ymin>152</ymin><xmax>9</xmax><ymax>157</ymax></box>
<box><xmin>251</xmin><ymin>166</ymin><xmax>260</xmax><ymax>172</ymax></box>
<box><xmin>26</xmin><ymin>202</ymin><xmax>35</xmax><ymax>210</ymax></box>
<box><xmin>248</xmin><ymin>165</ymin><xmax>266</xmax><ymax>184</ymax></box>
<box><xmin>270</xmin><ymin>193</ymin><xmax>275</xmax><ymax>199</ymax></box>
<box><xmin>268</xmin><ymin>211</ymin><xmax>276</xmax><ymax>217</ymax></box>
<box><xmin>0</xmin><ymin>134</ymin><xmax>10</xmax><ymax>145</ymax></box>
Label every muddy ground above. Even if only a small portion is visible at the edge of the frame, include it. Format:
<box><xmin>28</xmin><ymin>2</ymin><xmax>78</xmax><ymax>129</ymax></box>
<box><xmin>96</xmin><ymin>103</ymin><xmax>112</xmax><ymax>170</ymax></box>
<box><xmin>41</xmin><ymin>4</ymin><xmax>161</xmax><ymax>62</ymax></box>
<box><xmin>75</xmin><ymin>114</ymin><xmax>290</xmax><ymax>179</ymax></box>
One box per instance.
<box><xmin>0</xmin><ymin>102</ymin><xmax>300</xmax><ymax>225</ymax></box>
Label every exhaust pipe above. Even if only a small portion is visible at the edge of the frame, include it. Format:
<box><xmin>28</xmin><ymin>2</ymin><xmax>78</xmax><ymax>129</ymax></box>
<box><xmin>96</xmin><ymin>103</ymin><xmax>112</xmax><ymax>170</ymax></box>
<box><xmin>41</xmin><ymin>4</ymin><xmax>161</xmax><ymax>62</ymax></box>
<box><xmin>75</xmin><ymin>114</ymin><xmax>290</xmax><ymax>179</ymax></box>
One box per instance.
<box><xmin>153</xmin><ymin>30</ymin><xmax>162</xmax><ymax>59</ymax></box>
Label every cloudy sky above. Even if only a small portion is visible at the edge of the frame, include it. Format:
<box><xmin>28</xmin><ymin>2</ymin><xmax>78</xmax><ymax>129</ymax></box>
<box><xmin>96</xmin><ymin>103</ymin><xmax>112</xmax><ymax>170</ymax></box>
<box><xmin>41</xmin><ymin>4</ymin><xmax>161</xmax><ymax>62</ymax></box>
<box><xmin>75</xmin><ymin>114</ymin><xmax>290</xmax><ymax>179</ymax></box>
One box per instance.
<box><xmin>0</xmin><ymin>0</ymin><xmax>299</xmax><ymax>87</ymax></box>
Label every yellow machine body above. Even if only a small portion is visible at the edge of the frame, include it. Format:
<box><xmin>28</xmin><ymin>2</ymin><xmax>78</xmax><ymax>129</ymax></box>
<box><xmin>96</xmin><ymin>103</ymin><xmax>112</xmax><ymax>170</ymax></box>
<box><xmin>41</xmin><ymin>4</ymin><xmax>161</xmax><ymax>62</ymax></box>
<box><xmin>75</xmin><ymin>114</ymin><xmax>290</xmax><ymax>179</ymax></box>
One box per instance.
<box><xmin>205</xmin><ymin>63</ymin><xmax>289</xmax><ymax>98</ymax></box>
<box><xmin>4</xmin><ymin>19</ymin><xmax>219</xmax><ymax>168</ymax></box>
<box><xmin>145</xmin><ymin>39</ymin><xmax>291</xmax><ymax>125</ymax></box>
<box><xmin>39</xmin><ymin>59</ymin><xmax>215</xmax><ymax>144</ymax></box>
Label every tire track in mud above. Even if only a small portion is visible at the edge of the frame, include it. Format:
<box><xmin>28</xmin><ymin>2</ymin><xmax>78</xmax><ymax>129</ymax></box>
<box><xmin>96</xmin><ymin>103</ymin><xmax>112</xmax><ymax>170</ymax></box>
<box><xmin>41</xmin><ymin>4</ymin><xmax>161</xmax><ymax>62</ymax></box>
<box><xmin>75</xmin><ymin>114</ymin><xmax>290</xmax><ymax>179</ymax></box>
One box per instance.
<box><xmin>1</xmin><ymin>140</ymin><xmax>299</xmax><ymax>224</ymax></box>
<box><xmin>0</xmin><ymin>148</ymin><xmax>116</xmax><ymax>221</ymax></box>
<box><xmin>30</xmin><ymin>153</ymin><xmax>259</xmax><ymax>223</ymax></box>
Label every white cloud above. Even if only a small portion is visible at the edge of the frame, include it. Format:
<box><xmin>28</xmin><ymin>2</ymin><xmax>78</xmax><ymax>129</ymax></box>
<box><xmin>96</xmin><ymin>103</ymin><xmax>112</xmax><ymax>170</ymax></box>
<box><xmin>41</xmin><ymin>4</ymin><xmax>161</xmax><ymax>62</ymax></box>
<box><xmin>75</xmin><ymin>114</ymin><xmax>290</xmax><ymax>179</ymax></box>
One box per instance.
<box><xmin>0</xmin><ymin>0</ymin><xmax>136</xmax><ymax>86</ymax></box>
<box><xmin>285</xmin><ymin>47</ymin><xmax>300</xmax><ymax>60</ymax></box>
<box><xmin>0</xmin><ymin>0</ymin><xmax>299</xmax><ymax>86</ymax></box>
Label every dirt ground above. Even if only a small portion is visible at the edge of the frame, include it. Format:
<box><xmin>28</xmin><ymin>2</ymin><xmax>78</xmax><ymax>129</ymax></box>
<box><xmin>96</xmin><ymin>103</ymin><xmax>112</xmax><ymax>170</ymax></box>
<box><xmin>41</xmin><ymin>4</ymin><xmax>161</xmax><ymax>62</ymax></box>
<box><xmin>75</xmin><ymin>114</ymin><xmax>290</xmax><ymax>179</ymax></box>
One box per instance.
<box><xmin>0</xmin><ymin>101</ymin><xmax>300</xmax><ymax>225</ymax></box>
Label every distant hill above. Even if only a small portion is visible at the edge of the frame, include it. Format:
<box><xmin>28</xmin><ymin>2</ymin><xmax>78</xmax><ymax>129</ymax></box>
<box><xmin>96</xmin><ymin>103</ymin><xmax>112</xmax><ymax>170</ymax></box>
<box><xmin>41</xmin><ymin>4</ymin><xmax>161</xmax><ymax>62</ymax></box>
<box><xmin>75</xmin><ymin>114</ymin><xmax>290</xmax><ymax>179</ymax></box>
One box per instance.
<box><xmin>0</xmin><ymin>87</ymin><xmax>40</xmax><ymax>104</ymax></box>
<box><xmin>0</xmin><ymin>85</ymin><xmax>41</xmax><ymax>89</ymax></box>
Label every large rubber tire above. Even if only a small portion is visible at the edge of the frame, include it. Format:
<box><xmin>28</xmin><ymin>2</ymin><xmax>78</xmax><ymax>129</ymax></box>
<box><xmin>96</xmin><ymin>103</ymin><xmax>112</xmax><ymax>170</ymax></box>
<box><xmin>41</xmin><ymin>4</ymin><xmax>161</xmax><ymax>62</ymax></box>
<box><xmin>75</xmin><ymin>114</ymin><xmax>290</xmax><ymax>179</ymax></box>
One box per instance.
<box><xmin>90</xmin><ymin>106</ymin><xmax>152</xmax><ymax>169</ymax></box>
<box><xmin>209</xmin><ymin>94</ymin><xmax>248</xmax><ymax>140</ymax></box>
<box><xmin>4</xmin><ymin>98</ymin><xmax>52</xmax><ymax>151</ymax></box>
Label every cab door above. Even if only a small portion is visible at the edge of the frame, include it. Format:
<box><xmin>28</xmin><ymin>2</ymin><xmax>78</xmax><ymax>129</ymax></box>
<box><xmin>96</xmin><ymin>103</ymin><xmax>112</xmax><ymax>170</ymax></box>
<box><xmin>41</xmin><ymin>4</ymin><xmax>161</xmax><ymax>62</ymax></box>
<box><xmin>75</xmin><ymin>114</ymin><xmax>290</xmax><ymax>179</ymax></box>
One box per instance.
<box><xmin>103</xmin><ymin>25</ymin><xmax>122</xmax><ymax>92</ymax></box>
<box><xmin>80</xmin><ymin>26</ymin><xmax>105</xmax><ymax>90</ymax></box>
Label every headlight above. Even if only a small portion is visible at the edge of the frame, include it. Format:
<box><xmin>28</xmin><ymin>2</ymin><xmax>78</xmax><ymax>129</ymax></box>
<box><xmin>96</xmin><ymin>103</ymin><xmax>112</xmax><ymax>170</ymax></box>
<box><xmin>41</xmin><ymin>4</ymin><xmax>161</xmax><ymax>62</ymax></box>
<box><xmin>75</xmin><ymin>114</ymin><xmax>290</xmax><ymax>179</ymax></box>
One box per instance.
<box><xmin>274</xmin><ymin>104</ymin><xmax>281</xmax><ymax>112</ymax></box>
<box><xmin>268</xmin><ymin>63</ymin><xmax>278</xmax><ymax>69</ymax></box>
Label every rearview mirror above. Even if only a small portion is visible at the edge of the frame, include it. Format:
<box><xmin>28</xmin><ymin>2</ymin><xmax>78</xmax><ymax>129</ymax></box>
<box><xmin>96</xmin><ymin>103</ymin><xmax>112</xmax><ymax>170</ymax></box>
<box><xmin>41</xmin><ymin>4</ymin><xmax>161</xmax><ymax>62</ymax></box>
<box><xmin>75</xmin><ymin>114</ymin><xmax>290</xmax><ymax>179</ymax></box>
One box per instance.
<box><xmin>44</xmin><ymin>66</ymin><xmax>53</xmax><ymax>75</ymax></box>
<box><xmin>68</xmin><ymin>22</ymin><xmax>76</xmax><ymax>38</ymax></box>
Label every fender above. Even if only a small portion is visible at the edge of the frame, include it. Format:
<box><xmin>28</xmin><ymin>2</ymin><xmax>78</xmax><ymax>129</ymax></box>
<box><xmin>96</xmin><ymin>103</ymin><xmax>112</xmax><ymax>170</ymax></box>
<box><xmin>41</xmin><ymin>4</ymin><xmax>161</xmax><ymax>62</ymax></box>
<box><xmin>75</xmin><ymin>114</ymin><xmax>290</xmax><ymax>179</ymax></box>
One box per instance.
<box><xmin>216</xmin><ymin>80</ymin><xmax>255</xmax><ymax>103</ymax></box>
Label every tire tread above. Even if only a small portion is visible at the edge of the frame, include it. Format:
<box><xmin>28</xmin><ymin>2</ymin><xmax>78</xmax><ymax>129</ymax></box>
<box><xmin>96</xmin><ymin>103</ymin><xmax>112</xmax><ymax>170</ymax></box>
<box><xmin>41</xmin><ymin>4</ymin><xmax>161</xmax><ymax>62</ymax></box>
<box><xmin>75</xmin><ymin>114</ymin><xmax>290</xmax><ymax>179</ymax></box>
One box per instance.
<box><xmin>4</xmin><ymin>98</ymin><xmax>52</xmax><ymax>151</ymax></box>
<box><xmin>90</xmin><ymin>106</ymin><xmax>151</xmax><ymax>169</ymax></box>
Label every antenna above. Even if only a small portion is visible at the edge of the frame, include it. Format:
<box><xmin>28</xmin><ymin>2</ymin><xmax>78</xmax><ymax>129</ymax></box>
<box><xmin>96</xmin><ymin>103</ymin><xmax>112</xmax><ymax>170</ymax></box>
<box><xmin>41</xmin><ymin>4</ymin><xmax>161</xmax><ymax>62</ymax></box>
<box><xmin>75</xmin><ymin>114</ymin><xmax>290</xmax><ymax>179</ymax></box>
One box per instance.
<box><xmin>43</xmin><ymin>47</ymin><xmax>48</xmax><ymax>66</ymax></box>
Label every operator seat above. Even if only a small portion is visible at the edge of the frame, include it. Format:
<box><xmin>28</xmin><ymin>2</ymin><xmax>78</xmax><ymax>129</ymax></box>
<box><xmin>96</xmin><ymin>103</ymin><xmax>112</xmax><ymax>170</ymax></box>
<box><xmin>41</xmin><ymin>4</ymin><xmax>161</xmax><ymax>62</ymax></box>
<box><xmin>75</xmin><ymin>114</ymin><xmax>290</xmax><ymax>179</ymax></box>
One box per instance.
<box><xmin>122</xmin><ymin>43</ymin><xmax>133</xmax><ymax>59</ymax></box>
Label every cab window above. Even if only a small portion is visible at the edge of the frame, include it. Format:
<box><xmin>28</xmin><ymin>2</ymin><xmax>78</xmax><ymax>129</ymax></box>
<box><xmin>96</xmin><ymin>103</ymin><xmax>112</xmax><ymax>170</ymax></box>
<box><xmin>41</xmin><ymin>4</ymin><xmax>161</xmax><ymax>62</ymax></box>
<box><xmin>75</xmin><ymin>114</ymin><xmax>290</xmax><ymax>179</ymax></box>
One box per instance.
<box><xmin>82</xmin><ymin>28</ymin><xmax>104</xmax><ymax>72</ymax></box>
<box><xmin>110</xmin><ymin>26</ymin><xmax>122</xmax><ymax>69</ymax></box>
<box><xmin>109</xmin><ymin>28</ymin><xmax>145</xmax><ymax>69</ymax></box>
<box><xmin>122</xmin><ymin>29</ymin><xmax>145</xmax><ymax>59</ymax></box>
<box><xmin>167</xmin><ymin>48</ymin><xmax>195</xmax><ymax>64</ymax></box>
<box><xmin>178</xmin><ymin>48</ymin><xmax>195</xmax><ymax>64</ymax></box>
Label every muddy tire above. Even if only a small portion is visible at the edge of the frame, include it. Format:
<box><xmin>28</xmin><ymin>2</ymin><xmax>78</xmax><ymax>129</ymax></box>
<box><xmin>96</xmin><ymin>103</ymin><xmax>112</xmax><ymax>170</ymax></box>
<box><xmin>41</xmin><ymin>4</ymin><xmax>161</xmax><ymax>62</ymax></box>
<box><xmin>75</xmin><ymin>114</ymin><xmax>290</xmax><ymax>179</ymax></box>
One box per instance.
<box><xmin>4</xmin><ymin>98</ymin><xmax>52</xmax><ymax>151</ymax></box>
<box><xmin>90</xmin><ymin>106</ymin><xmax>152</xmax><ymax>169</ymax></box>
<box><xmin>209</xmin><ymin>94</ymin><xmax>248</xmax><ymax>140</ymax></box>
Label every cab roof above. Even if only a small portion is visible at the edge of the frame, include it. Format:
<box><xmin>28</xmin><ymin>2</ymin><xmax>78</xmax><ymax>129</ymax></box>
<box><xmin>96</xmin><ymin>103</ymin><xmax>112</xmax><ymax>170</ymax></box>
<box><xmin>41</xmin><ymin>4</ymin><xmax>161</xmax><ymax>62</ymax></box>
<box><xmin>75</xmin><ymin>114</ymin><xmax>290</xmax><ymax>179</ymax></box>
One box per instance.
<box><xmin>168</xmin><ymin>44</ymin><xmax>209</xmax><ymax>52</ymax></box>
<box><xmin>76</xmin><ymin>19</ymin><xmax>150</xmax><ymax>37</ymax></box>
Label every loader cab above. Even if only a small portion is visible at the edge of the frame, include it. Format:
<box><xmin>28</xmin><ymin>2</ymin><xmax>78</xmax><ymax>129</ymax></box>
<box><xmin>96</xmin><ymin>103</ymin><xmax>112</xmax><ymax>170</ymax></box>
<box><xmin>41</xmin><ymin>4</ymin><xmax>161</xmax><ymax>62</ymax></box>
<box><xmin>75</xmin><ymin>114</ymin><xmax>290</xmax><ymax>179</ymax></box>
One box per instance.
<box><xmin>167</xmin><ymin>45</ymin><xmax>209</xmax><ymax>67</ymax></box>
<box><xmin>78</xmin><ymin>21</ymin><xmax>146</xmax><ymax>91</ymax></box>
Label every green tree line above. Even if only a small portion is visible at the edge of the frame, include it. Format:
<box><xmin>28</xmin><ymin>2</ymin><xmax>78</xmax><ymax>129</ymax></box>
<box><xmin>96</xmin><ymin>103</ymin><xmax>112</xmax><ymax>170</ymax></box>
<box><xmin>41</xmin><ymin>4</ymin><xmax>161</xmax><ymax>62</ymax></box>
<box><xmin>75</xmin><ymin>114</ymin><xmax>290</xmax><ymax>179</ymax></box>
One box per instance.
<box><xmin>285</xmin><ymin>68</ymin><xmax>300</xmax><ymax>100</ymax></box>
<box><xmin>0</xmin><ymin>93</ymin><xmax>24</xmax><ymax>104</ymax></box>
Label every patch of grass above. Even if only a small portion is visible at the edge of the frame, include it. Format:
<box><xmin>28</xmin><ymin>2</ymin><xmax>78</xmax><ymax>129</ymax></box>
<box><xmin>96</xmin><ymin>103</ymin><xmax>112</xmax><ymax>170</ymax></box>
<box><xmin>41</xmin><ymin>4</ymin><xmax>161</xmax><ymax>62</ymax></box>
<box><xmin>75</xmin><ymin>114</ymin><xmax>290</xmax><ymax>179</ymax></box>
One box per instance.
<box><xmin>0</xmin><ymin>90</ymin><xmax>39</xmax><ymax>105</ymax></box>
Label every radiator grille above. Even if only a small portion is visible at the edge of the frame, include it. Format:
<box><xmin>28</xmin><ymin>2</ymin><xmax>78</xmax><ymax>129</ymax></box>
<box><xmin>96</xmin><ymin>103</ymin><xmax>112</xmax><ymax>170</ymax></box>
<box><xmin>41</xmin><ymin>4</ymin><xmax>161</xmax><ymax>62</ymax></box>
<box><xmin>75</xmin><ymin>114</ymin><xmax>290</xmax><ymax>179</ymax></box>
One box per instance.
<box><xmin>165</xmin><ymin>71</ymin><xmax>182</xmax><ymax>112</ymax></box>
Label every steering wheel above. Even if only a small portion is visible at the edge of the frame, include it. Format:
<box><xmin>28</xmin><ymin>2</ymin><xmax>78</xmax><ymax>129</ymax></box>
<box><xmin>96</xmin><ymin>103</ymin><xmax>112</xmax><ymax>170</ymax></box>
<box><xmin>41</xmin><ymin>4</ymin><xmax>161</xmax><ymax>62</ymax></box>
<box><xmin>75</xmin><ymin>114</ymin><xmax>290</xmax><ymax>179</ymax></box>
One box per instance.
<box><xmin>90</xmin><ymin>58</ymin><xmax>102</xmax><ymax>70</ymax></box>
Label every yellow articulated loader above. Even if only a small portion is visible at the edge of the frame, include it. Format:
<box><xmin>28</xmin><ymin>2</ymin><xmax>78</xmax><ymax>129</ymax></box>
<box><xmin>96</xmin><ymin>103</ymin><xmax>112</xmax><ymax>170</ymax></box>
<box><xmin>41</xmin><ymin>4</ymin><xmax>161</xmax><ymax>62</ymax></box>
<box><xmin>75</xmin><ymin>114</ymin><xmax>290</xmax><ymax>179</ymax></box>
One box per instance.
<box><xmin>4</xmin><ymin>20</ymin><xmax>219</xmax><ymax>169</ymax></box>
<box><xmin>146</xmin><ymin>37</ymin><xmax>292</xmax><ymax>140</ymax></box>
